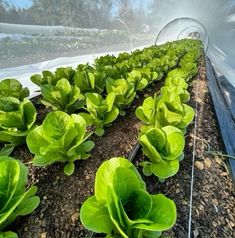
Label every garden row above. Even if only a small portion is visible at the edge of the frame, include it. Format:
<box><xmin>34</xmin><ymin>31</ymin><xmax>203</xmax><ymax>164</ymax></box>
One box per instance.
<box><xmin>0</xmin><ymin>39</ymin><xmax>202</xmax><ymax>238</ymax></box>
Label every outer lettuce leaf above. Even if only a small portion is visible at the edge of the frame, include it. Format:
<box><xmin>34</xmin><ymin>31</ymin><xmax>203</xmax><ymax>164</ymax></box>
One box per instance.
<box><xmin>133</xmin><ymin>194</ymin><xmax>177</xmax><ymax>231</ymax></box>
<box><xmin>0</xmin><ymin>231</ymin><xmax>18</xmax><ymax>238</ymax></box>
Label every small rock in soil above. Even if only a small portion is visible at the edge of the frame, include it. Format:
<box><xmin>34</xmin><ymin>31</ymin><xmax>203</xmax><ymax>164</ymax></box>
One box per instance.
<box><xmin>193</xmin><ymin>229</ymin><xmax>199</xmax><ymax>237</ymax></box>
<box><xmin>40</xmin><ymin>232</ymin><xmax>47</xmax><ymax>238</ymax></box>
<box><xmin>204</xmin><ymin>157</ymin><xmax>212</xmax><ymax>169</ymax></box>
<box><xmin>71</xmin><ymin>213</ymin><xmax>79</xmax><ymax>223</ymax></box>
<box><xmin>195</xmin><ymin>161</ymin><xmax>204</xmax><ymax>170</ymax></box>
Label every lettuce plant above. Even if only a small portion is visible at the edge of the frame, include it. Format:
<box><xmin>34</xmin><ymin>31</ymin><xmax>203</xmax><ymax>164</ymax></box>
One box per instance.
<box><xmin>54</xmin><ymin>67</ymin><xmax>75</xmax><ymax>83</ymax></box>
<box><xmin>80</xmin><ymin>157</ymin><xmax>176</xmax><ymax>238</ymax></box>
<box><xmin>0</xmin><ymin>79</ymin><xmax>29</xmax><ymax>100</ymax></box>
<box><xmin>30</xmin><ymin>67</ymin><xmax>75</xmax><ymax>87</ymax></box>
<box><xmin>0</xmin><ymin>144</ymin><xmax>14</xmax><ymax>156</ymax></box>
<box><xmin>140</xmin><ymin>67</ymin><xmax>161</xmax><ymax>83</ymax></box>
<box><xmin>135</xmin><ymin>93</ymin><xmax>194</xmax><ymax>132</ymax></box>
<box><xmin>156</xmin><ymin>92</ymin><xmax>195</xmax><ymax>131</ymax></box>
<box><xmin>0</xmin><ymin>97</ymin><xmax>36</xmax><ymax>146</ymax></box>
<box><xmin>115</xmin><ymin>60</ymin><xmax>133</xmax><ymax>75</ymax></box>
<box><xmin>26</xmin><ymin>111</ymin><xmax>94</xmax><ymax>176</ymax></box>
<box><xmin>180</xmin><ymin>63</ymin><xmax>198</xmax><ymax>81</ymax></box>
<box><xmin>165</xmin><ymin>74</ymin><xmax>188</xmax><ymax>90</ymax></box>
<box><xmin>95</xmin><ymin>54</ymin><xmax>118</xmax><ymax>67</ymax></box>
<box><xmin>126</xmin><ymin>70</ymin><xmax>149</xmax><ymax>91</ymax></box>
<box><xmin>0</xmin><ymin>156</ymin><xmax>40</xmax><ymax>238</ymax></box>
<box><xmin>74</xmin><ymin>68</ymin><xmax>105</xmax><ymax>94</ymax></box>
<box><xmin>166</xmin><ymin>66</ymin><xmax>197</xmax><ymax>85</ymax></box>
<box><xmin>40</xmin><ymin>78</ymin><xmax>85</xmax><ymax>113</ymax></box>
<box><xmin>30</xmin><ymin>70</ymin><xmax>58</xmax><ymax>87</ymax></box>
<box><xmin>97</xmin><ymin>65</ymin><xmax>120</xmax><ymax>80</ymax></box>
<box><xmin>160</xmin><ymin>85</ymin><xmax>190</xmax><ymax>103</ymax></box>
<box><xmin>139</xmin><ymin>126</ymin><xmax>185</xmax><ymax>180</ymax></box>
<box><xmin>106</xmin><ymin>78</ymin><xmax>136</xmax><ymax>116</ymax></box>
<box><xmin>79</xmin><ymin>93</ymin><xmax>119</xmax><ymax>136</ymax></box>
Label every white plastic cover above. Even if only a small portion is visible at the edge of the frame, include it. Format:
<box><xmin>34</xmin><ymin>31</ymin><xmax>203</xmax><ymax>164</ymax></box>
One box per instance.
<box><xmin>0</xmin><ymin>0</ymin><xmax>234</xmax><ymax>88</ymax></box>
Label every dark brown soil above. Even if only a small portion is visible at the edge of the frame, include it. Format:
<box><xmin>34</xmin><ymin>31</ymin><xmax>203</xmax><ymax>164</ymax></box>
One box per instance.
<box><xmin>8</xmin><ymin>56</ymin><xmax>235</xmax><ymax>238</ymax></box>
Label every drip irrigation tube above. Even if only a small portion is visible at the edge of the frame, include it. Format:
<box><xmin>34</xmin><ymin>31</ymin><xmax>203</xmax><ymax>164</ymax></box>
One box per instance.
<box><xmin>187</xmin><ymin>65</ymin><xmax>200</xmax><ymax>238</ymax></box>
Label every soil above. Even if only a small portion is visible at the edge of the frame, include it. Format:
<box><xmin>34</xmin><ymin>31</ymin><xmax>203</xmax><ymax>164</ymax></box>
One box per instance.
<box><xmin>8</xmin><ymin>55</ymin><xmax>235</xmax><ymax>238</ymax></box>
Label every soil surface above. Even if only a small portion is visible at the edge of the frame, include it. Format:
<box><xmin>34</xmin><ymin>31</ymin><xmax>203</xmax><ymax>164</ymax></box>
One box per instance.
<box><xmin>8</xmin><ymin>55</ymin><xmax>235</xmax><ymax>238</ymax></box>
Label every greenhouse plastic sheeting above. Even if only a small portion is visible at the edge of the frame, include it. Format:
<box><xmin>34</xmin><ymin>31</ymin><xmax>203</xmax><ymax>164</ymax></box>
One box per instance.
<box><xmin>206</xmin><ymin>57</ymin><xmax>235</xmax><ymax>182</ymax></box>
<box><xmin>1</xmin><ymin>0</ymin><xmax>235</xmax><ymax>87</ymax></box>
<box><xmin>0</xmin><ymin>50</ymin><xmax>120</xmax><ymax>98</ymax></box>
<box><xmin>0</xmin><ymin>45</ymin><xmax>146</xmax><ymax>98</ymax></box>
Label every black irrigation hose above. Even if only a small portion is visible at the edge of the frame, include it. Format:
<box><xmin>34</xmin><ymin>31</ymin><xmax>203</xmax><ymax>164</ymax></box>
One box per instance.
<box><xmin>128</xmin><ymin>142</ymin><xmax>140</xmax><ymax>162</ymax></box>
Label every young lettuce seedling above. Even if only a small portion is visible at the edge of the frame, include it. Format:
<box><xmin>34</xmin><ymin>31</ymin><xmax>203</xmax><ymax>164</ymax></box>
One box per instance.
<box><xmin>27</xmin><ymin>111</ymin><xmax>94</xmax><ymax>176</ymax></box>
<box><xmin>40</xmin><ymin>78</ymin><xmax>85</xmax><ymax>114</ymax></box>
<box><xmin>135</xmin><ymin>92</ymin><xmax>194</xmax><ymax>133</ymax></box>
<box><xmin>80</xmin><ymin>157</ymin><xmax>177</xmax><ymax>238</ymax></box>
<box><xmin>0</xmin><ymin>156</ymin><xmax>40</xmax><ymax>238</ymax></box>
<box><xmin>106</xmin><ymin>78</ymin><xmax>136</xmax><ymax>116</ymax></box>
<box><xmin>139</xmin><ymin>126</ymin><xmax>185</xmax><ymax>180</ymax></box>
<box><xmin>0</xmin><ymin>97</ymin><xmax>36</xmax><ymax>146</ymax></box>
<box><xmin>79</xmin><ymin>92</ymin><xmax>119</xmax><ymax>136</ymax></box>
<box><xmin>0</xmin><ymin>78</ymin><xmax>29</xmax><ymax>101</ymax></box>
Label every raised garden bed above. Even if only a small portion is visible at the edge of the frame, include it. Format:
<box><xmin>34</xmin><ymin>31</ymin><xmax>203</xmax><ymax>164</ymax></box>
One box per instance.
<box><xmin>5</xmin><ymin>55</ymin><xmax>233</xmax><ymax>238</ymax></box>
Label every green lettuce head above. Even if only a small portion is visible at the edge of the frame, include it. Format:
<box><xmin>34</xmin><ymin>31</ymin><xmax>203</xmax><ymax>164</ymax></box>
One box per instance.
<box><xmin>80</xmin><ymin>157</ymin><xmax>177</xmax><ymax>238</ymax></box>
<box><xmin>0</xmin><ymin>156</ymin><xmax>40</xmax><ymax>237</ymax></box>
<box><xmin>0</xmin><ymin>97</ymin><xmax>36</xmax><ymax>146</ymax></box>
<box><xmin>139</xmin><ymin>126</ymin><xmax>185</xmax><ymax>180</ymax></box>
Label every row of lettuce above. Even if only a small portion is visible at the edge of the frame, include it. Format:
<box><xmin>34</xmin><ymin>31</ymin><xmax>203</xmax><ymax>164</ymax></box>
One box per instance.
<box><xmin>80</xmin><ymin>40</ymin><xmax>202</xmax><ymax>238</ymax></box>
<box><xmin>0</xmin><ymin>39</ymin><xmax>202</xmax><ymax>238</ymax></box>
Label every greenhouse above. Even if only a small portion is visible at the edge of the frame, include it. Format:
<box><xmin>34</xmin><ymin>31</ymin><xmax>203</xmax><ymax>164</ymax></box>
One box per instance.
<box><xmin>0</xmin><ymin>0</ymin><xmax>235</xmax><ymax>237</ymax></box>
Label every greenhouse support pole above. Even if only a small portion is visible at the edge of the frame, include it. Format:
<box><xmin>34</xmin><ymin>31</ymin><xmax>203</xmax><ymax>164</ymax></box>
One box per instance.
<box><xmin>116</xmin><ymin>18</ymin><xmax>133</xmax><ymax>50</ymax></box>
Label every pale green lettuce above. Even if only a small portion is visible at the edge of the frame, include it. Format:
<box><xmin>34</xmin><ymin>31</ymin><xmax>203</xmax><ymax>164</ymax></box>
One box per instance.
<box><xmin>139</xmin><ymin>126</ymin><xmax>185</xmax><ymax>180</ymax></box>
<box><xmin>27</xmin><ymin>111</ymin><xmax>94</xmax><ymax>175</ymax></box>
<box><xmin>80</xmin><ymin>157</ymin><xmax>176</xmax><ymax>238</ymax></box>
<box><xmin>0</xmin><ymin>156</ymin><xmax>40</xmax><ymax>238</ymax></box>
